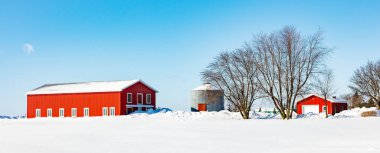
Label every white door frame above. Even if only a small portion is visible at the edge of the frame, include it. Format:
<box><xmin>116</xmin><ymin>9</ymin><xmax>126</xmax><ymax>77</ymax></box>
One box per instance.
<box><xmin>84</xmin><ymin>108</ymin><xmax>89</xmax><ymax>117</ymax></box>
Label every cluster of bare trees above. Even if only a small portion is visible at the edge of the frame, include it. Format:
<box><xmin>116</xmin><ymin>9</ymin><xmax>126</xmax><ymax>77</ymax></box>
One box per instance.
<box><xmin>339</xmin><ymin>92</ymin><xmax>376</xmax><ymax>109</ymax></box>
<box><xmin>201</xmin><ymin>50</ymin><xmax>260</xmax><ymax>119</ymax></box>
<box><xmin>202</xmin><ymin>26</ymin><xmax>331</xmax><ymax>119</ymax></box>
<box><xmin>349</xmin><ymin>60</ymin><xmax>380</xmax><ymax>109</ymax></box>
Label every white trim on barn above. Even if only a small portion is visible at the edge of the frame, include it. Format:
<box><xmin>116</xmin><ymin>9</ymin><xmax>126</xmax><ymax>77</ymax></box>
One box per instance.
<box><xmin>84</xmin><ymin>108</ymin><xmax>89</xmax><ymax>117</ymax></box>
<box><xmin>35</xmin><ymin>109</ymin><xmax>41</xmax><ymax>118</ymax></box>
<box><xmin>59</xmin><ymin>108</ymin><xmax>64</xmax><ymax>117</ymax></box>
<box><xmin>71</xmin><ymin>108</ymin><xmax>77</xmax><ymax>117</ymax></box>
<box><xmin>126</xmin><ymin>104</ymin><xmax>154</xmax><ymax>113</ymax></box>
<box><xmin>146</xmin><ymin>94</ymin><xmax>151</xmax><ymax>104</ymax></box>
<box><xmin>102</xmin><ymin>107</ymin><xmax>108</xmax><ymax>116</ymax></box>
<box><xmin>127</xmin><ymin>93</ymin><xmax>133</xmax><ymax>103</ymax></box>
<box><xmin>47</xmin><ymin>108</ymin><xmax>52</xmax><ymax>117</ymax></box>
<box><xmin>126</xmin><ymin>104</ymin><xmax>154</xmax><ymax>108</ymax></box>
<box><xmin>109</xmin><ymin>107</ymin><xmax>115</xmax><ymax>116</ymax></box>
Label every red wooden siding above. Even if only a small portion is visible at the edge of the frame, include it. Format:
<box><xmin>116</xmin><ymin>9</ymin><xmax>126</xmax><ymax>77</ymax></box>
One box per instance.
<box><xmin>27</xmin><ymin>92</ymin><xmax>120</xmax><ymax>118</ymax></box>
<box><xmin>332</xmin><ymin>103</ymin><xmax>348</xmax><ymax>114</ymax></box>
<box><xmin>120</xmin><ymin>82</ymin><xmax>156</xmax><ymax>115</ymax></box>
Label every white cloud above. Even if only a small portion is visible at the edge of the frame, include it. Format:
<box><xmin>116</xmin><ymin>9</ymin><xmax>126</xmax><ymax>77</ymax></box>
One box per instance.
<box><xmin>22</xmin><ymin>43</ymin><xmax>34</xmax><ymax>54</ymax></box>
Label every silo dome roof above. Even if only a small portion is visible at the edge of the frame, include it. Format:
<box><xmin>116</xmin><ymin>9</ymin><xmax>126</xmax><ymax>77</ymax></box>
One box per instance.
<box><xmin>193</xmin><ymin>83</ymin><xmax>221</xmax><ymax>91</ymax></box>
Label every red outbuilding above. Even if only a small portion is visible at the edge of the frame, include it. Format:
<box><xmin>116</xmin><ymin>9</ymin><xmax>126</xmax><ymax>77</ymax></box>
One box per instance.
<box><xmin>27</xmin><ymin>80</ymin><xmax>158</xmax><ymax>118</ymax></box>
<box><xmin>296</xmin><ymin>94</ymin><xmax>348</xmax><ymax>115</ymax></box>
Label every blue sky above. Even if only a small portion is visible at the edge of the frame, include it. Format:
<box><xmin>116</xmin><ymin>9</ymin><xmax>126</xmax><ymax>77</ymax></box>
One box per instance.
<box><xmin>0</xmin><ymin>0</ymin><xmax>379</xmax><ymax>115</ymax></box>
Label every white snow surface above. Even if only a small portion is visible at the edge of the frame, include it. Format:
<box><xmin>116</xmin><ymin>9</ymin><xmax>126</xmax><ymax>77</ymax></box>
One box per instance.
<box><xmin>27</xmin><ymin>80</ymin><xmax>158</xmax><ymax>95</ymax></box>
<box><xmin>0</xmin><ymin>108</ymin><xmax>379</xmax><ymax>153</ymax></box>
<box><xmin>193</xmin><ymin>83</ymin><xmax>221</xmax><ymax>91</ymax></box>
<box><xmin>332</xmin><ymin>107</ymin><xmax>380</xmax><ymax>118</ymax></box>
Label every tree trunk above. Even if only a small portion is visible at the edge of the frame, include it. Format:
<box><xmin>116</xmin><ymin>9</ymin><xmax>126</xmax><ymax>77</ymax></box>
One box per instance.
<box><xmin>278</xmin><ymin>110</ymin><xmax>287</xmax><ymax>120</ymax></box>
<box><xmin>286</xmin><ymin>108</ymin><xmax>293</xmax><ymax>119</ymax></box>
<box><xmin>241</xmin><ymin>109</ymin><xmax>250</xmax><ymax>119</ymax></box>
<box><xmin>324</xmin><ymin>98</ymin><xmax>328</xmax><ymax>118</ymax></box>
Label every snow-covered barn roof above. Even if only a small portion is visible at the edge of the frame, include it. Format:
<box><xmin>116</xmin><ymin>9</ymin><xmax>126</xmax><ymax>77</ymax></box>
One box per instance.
<box><xmin>27</xmin><ymin>80</ymin><xmax>158</xmax><ymax>95</ymax></box>
<box><xmin>297</xmin><ymin>94</ymin><xmax>348</xmax><ymax>103</ymax></box>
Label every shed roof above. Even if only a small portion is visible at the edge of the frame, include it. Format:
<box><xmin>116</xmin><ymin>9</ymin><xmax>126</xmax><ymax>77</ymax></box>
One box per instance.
<box><xmin>27</xmin><ymin>80</ymin><xmax>158</xmax><ymax>95</ymax></box>
<box><xmin>298</xmin><ymin>94</ymin><xmax>348</xmax><ymax>103</ymax></box>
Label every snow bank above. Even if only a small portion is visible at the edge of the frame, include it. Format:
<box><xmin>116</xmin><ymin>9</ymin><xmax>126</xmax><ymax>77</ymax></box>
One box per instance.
<box><xmin>127</xmin><ymin>108</ymin><xmax>243</xmax><ymax>120</ymax></box>
<box><xmin>0</xmin><ymin>115</ymin><xmax>25</xmax><ymax>119</ymax></box>
<box><xmin>296</xmin><ymin>112</ymin><xmax>326</xmax><ymax>119</ymax></box>
<box><xmin>2</xmin><ymin>107</ymin><xmax>378</xmax><ymax>121</ymax></box>
<box><xmin>332</xmin><ymin>107</ymin><xmax>380</xmax><ymax>118</ymax></box>
<box><xmin>254</xmin><ymin>107</ymin><xmax>380</xmax><ymax>119</ymax></box>
<box><xmin>294</xmin><ymin>107</ymin><xmax>380</xmax><ymax>119</ymax></box>
<box><xmin>1</xmin><ymin>114</ymin><xmax>380</xmax><ymax>153</ymax></box>
<box><xmin>128</xmin><ymin>108</ymin><xmax>286</xmax><ymax>120</ymax></box>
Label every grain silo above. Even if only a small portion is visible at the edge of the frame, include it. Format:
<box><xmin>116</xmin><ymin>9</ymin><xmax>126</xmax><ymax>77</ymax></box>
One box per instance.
<box><xmin>191</xmin><ymin>83</ymin><xmax>224</xmax><ymax>112</ymax></box>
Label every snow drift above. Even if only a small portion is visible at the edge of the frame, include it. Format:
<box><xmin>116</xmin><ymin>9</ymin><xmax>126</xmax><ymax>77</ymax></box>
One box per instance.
<box><xmin>0</xmin><ymin>112</ymin><xmax>379</xmax><ymax>153</ymax></box>
<box><xmin>332</xmin><ymin>107</ymin><xmax>380</xmax><ymax>118</ymax></box>
<box><xmin>121</xmin><ymin>107</ymin><xmax>380</xmax><ymax>120</ymax></box>
<box><xmin>1</xmin><ymin>107</ymin><xmax>378</xmax><ymax>120</ymax></box>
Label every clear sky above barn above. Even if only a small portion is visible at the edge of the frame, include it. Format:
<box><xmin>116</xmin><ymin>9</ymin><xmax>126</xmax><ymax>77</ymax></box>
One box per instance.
<box><xmin>0</xmin><ymin>0</ymin><xmax>379</xmax><ymax>115</ymax></box>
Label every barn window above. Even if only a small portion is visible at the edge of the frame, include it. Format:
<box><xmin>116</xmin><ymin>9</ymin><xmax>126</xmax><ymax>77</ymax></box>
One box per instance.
<box><xmin>137</xmin><ymin>93</ymin><xmax>143</xmax><ymax>104</ymax></box>
<box><xmin>102</xmin><ymin>107</ymin><xmax>108</xmax><ymax>116</ymax></box>
<box><xmin>109</xmin><ymin>107</ymin><xmax>115</xmax><ymax>116</ymax></box>
<box><xmin>146</xmin><ymin>94</ymin><xmax>151</xmax><ymax>104</ymax></box>
<box><xmin>71</xmin><ymin>108</ymin><xmax>77</xmax><ymax>117</ymax></box>
<box><xmin>35</xmin><ymin>109</ymin><xmax>41</xmax><ymax>118</ymax></box>
<box><xmin>84</xmin><ymin>108</ymin><xmax>89</xmax><ymax>117</ymax></box>
<box><xmin>127</xmin><ymin>93</ymin><xmax>132</xmax><ymax>103</ymax></box>
<box><xmin>59</xmin><ymin>108</ymin><xmax>64</xmax><ymax>117</ymax></box>
<box><xmin>322</xmin><ymin>106</ymin><xmax>327</xmax><ymax>112</ymax></box>
<box><xmin>47</xmin><ymin>108</ymin><xmax>52</xmax><ymax>117</ymax></box>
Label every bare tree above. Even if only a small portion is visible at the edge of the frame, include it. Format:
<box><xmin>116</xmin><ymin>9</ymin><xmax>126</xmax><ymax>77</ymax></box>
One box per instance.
<box><xmin>249</xmin><ymin>26</ymin><xmax>331</xmax><ymax>119</ymax></box>
<box><xmin>226</xmin><ymin>103</ymin><xmax>239</xmax><ymax>112</ymax></box>
<box><xmin>313</xmin><ymin>69</ymin><xmax>335</xmax><ymax>118</ymax></box>
<box><xmin>339</xmin><ymin>93</ymin><xmax>352</xmax><ymax>107</ymax></box>
<box><xmin>341</xmin><ymin>92</ymin><xmax>370</xmax><ymax>108</ymax></box>
<box><xmin>350</xmin><ymin>59</ymin><xmax>380</xmax><ymax>109</ymax></box>
<box><xmin>350</xmin><ymin>92</ymin><xmax>364</xmax><ymax>108</ymax></box>
<box><xmin>201</xmin><ymin>49</ymin><xmax>260</xmax><ymax>119</ymax></box>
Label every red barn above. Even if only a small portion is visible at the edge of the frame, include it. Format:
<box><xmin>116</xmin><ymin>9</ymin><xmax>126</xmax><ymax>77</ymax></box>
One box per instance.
<box><xmin>27</xmin><ymin>80</ymin><xmax>158</xmax><ymax>118</ymax></box>
<box><xmin>296</xmin><ymin>94</ymin><xmax>348</xmax><ymax>115</ymax></box>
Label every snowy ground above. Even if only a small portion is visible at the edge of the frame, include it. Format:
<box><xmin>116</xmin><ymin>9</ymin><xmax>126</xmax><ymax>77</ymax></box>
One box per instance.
<box><xmin>0</xmin><ymin>108</ymin><xmax>379</xmax><ymax>153</ymax></box>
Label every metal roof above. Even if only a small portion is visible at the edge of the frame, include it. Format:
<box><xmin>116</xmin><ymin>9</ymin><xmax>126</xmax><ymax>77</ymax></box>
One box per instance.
<box><xmin>298</xmin><ymin>94</ymin><xmax>348</xmax><ymax>103</ymax></box>
<box><xmin>27</xmin><ymin>80</ymin><xmax>158</xmax><ymax>95</ymax></box>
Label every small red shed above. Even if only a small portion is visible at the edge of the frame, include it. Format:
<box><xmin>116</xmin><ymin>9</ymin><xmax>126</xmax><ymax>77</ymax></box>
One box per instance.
<box><xmin>296</xmin><ymin>94</ymin><xmax>348</xmax><ymax>115</ymax></box>
<box><xmin>27</xmin><ymin>80</ymin><xmax>158</xmax><ymax>118</ymax></box>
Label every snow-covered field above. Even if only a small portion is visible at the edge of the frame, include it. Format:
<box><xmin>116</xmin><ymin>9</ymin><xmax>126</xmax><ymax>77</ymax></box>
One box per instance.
<box><xmin>0</xmin><ymin>108</ymin><xmax>379</xmax><ymax>153</ymax></box>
